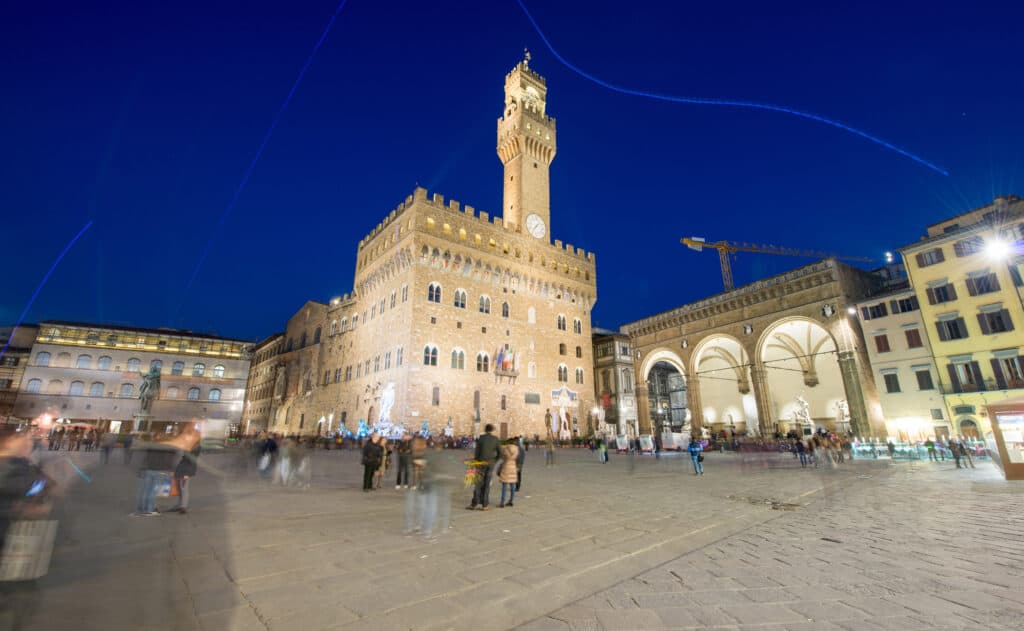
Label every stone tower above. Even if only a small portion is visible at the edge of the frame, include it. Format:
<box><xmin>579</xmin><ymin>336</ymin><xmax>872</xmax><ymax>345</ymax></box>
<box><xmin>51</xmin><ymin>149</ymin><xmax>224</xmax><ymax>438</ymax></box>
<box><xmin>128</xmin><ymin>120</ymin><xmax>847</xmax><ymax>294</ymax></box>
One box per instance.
<box><xmin>497</xmin><ymin>52</ymin><xmax>556</xmax><ymax>242</ymax></box>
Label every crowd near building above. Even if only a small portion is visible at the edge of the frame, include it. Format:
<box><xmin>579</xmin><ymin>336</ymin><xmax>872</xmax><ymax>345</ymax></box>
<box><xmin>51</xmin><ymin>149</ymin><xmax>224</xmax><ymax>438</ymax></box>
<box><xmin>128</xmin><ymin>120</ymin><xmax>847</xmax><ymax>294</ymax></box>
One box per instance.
<box><xmin>0</xmin><ymin>58</ymin><xmax>1021</xmax><ymax>475</ymax></box>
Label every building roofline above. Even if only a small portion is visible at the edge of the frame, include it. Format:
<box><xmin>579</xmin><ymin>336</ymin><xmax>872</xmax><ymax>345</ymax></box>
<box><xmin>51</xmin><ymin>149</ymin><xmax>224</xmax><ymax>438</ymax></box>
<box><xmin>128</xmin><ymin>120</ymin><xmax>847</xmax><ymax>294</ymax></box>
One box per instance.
<box><xmin>37</xmin><ymin>320</ymin><xmax>251</xmax><ymax>344</ymax></box>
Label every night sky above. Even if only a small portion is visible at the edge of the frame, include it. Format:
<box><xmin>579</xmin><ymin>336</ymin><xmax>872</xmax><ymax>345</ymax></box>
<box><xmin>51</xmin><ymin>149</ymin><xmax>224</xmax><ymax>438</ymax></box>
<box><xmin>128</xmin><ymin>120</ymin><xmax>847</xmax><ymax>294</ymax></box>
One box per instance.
<box><xmin>3</xmin><ymin>0</ymin><xmax>1022</xmax><ymax>342</ymax></box>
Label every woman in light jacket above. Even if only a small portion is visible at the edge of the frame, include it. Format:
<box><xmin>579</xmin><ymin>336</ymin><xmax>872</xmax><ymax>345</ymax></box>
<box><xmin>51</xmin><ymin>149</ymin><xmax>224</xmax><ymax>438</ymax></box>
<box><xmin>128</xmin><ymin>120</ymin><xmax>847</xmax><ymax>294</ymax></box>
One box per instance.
<box><xmin>498</xmin><ymin>440</ymin><xmax>519</xmax><ymax>508</ymax></box>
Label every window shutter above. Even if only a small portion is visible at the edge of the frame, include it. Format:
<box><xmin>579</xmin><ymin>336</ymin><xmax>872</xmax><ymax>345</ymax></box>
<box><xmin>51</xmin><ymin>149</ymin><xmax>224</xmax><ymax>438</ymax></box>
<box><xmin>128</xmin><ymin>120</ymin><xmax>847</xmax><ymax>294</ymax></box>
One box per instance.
<box><xmin>880</xmin><ymin>302</ymin><xmax>888</xmax><ymax>316</ymax></box>
<box><xmin>947</xmin><ymin>364</ymin><xmax>961</xmax><ymax>393</ymax></box>
<box><xmin>948</xmin><ymin>284</ymin><xmax>958</xmax><ymax>300</ymax></box>
<box><xmin>956</xmin><ymin>317</ymin><xmax>968</xmax><ymax>338</ymax></box>
<box><xmin>991</xmin><ymin>359</ymin><xmax>1007</xmax><ymax>390</ymax></box>
<box><xmin>910</xmin><ymin>295</ymin><xmax>920</xmax><ymax>310</ymax></box>
<box><xmin>935</xmin><ymin>321</ymin><xmax>949</xmax><ymax>341</ymax></box>
<box><xmin>965</xmin><ymin>278</ymin><xmax>977</xmax><ymax>296</ymax></box>
<box><xmin>926</xmin><ymin>288</ymin><xmax>937</xmax><ymax>305</ymax></box>
<box><xmin>935</xmin><ymin>248</ymin><xmax>945</xmax><ymax>263</ymax></box>
<box><xmin>990</xmin><ymin>274</ymin><xmax>1001</xmax><ymax>291</ymax></box>
<box><xmin>889</xmin><ymin>300</ymin><xmax>899</xmax><ymax>314</ymax></box>
<box><xmin>977</xmin><ymin>313</ymin><xmax>991</xmax><ymax>335</ymax></box>
<box><xmin>1003</xmin><ymin>309</ymin><xmax>1015</xmax><ymax>332</ymax></box>
<box><xmin>915</xmin><ymin>253</ymin><xmax>926</xmax><ymax>267</ymax></box>
<box><xmin>970</xmin><ymin>362</ymin><xmax>985</xmax><ymax>391</ymax></box>
<box><xmin>860</xmin><ymin>307</ymin><xmax>870</xmax><ymax>320</ymax></box>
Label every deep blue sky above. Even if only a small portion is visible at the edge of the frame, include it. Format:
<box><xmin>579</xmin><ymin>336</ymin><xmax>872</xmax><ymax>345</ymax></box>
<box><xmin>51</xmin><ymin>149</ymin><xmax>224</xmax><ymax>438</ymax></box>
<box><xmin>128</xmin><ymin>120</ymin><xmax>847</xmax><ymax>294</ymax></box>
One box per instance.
<box><xmin>2</xmin><ymin>0</ymin><xmax>1021</xmax><ymax>341</ymax></box>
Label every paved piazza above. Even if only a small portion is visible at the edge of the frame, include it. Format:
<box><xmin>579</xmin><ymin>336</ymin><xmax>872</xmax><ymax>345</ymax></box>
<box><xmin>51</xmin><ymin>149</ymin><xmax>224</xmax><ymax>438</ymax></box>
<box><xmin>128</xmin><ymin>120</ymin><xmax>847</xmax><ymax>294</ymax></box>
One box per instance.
<box><xmin>20</xmin><ymin>447</ymin><xmax>1024</xmax><ymax>630</ymax></box>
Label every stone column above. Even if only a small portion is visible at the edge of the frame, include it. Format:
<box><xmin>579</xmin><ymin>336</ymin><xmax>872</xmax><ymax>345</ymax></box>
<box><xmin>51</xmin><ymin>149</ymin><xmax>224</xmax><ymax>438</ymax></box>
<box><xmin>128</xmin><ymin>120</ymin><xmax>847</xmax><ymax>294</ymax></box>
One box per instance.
<box><xmin>749</xmin><ymin>364</ymin><xmax>773</xmax><ymax>436</ymax></box>
<box><xmin>685</xmin><ymin>377</ymin><xmax>703</xmax><ymax>436</ymax></box>
<box><xmin>837</xmin><ymin>351</ymin><xmax>872</xmax><ymax>438</ymax></box>
<box><xmin>636</xmin><ymin>383</ymin><xmax>652</xmax><ymax>435</ymax></box>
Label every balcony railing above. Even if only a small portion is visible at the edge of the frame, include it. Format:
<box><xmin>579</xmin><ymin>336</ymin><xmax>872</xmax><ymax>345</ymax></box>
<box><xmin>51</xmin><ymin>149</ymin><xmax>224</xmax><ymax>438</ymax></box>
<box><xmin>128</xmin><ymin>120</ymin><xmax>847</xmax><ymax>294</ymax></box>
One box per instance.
<box><xmin>938</xmin><ymin>378</ymin><xmax>1024</xmax><ymax>395</ymax></box>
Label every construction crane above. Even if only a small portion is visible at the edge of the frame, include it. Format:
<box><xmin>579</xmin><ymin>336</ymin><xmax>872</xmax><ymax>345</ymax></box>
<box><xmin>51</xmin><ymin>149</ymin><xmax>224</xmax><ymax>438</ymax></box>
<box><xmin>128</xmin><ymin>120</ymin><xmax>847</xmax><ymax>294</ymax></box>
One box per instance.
<box><xmin>681</xmin><ymin>236</ymin><xmax>875</xmax><ymax>291</ymax></box>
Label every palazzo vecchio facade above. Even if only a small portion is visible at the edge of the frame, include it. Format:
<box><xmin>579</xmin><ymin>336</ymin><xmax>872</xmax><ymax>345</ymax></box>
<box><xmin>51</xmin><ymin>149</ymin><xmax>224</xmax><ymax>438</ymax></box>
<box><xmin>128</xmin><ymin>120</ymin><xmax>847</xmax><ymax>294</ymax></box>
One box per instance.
<box><xmin>244</xmin><ymin>57</ymin><xmax>598</xmax><ymax>438</ymax></box>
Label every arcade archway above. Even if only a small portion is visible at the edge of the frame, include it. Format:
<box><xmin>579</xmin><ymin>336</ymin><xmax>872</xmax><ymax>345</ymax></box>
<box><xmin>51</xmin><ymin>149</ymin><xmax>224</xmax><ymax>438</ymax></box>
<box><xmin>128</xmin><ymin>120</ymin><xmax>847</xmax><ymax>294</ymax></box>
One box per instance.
<box><xmin>758</xmin><ymin>318</ymin><xmax>848</xmax><ymax>436</ymax></box>
<box><xmin>692</xmin><ymin>335</ymin><xmax>757</xmax><ymax>436</ymax></box>
<box><xmin>639</xmin><ymin>349</ymin><xmax>688</xmax><ymax>435</ymax></box>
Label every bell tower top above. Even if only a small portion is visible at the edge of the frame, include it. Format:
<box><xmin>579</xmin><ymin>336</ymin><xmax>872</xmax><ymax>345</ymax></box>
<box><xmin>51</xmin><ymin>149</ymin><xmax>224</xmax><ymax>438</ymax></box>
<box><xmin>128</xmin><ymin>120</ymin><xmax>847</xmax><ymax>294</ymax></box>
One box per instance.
<box><xmin>498</xmin><ymin>52</ymin><xmax>557</xmax><ymax>240</ymax></box>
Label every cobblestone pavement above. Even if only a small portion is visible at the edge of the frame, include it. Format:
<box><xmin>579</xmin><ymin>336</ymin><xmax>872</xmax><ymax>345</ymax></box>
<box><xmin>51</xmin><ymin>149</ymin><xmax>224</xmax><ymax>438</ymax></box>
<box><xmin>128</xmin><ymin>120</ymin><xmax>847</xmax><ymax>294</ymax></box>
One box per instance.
<box><xmin>14</xmin><ymin>447</ymin><xmax>1021</xmax><ymax>630</ymax></box>
<box><xmin>530</xmin><ymin>457</ymin><xmax>1024</xmax><ymax>631</ymax></box>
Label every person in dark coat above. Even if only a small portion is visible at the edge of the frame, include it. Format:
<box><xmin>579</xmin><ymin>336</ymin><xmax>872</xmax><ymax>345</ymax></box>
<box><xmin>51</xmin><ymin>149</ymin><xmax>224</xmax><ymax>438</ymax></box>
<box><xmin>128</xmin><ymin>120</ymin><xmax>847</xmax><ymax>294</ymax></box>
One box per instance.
<box><xmin>171</xmin><ymin>427</ymin><xmax>201</xmax><ymax>514</ymax></box>
<box><xmin>133</xmin><ymin>437</ymin><xmax>181</xmax><ymax>516</ymax></box>
<box><xmin>514</xmin><ymin>436</ymin><xmax>526</xmax><ymax>491</ymax></box>
<box><xmin>467</xmin><ymin>424</ymin><xmax>500</xmax><ymax>510</ymax></box>
<box><xmin>361</xmin><ymin>433</ymin><xmax>383</xmax><ymax>492</ymax></box>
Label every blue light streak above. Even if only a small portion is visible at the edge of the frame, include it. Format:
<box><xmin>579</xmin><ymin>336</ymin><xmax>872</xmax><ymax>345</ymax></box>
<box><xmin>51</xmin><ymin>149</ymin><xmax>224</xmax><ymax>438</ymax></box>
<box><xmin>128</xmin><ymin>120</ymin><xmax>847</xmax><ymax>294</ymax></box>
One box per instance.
<box><xmin>177</xmin><ymin>0</ymin><xmax>351</xmax><ymax>315</ymax></box>
<box><xmin>0</xmin><ymin>220</ymin><xmax>93</xmax><ymax>362</ymax></box>
<box><xmin>515</xmin><ymin>0</ymin><xmax>949</xmax><ymax>177</ymax></box>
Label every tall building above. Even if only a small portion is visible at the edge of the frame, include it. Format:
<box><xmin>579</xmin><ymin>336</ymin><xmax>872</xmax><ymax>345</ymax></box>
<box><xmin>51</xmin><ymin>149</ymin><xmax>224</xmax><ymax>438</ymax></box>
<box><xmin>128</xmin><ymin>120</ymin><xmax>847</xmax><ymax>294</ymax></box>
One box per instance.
<box><xmin>13</xmin><ymin>321</ymin><xmax>251</xmax><ymax>435</ymax></box>
<box><xmin>246</xmin><ymin>56</ymin><xmax>598</xmax><ymax>439</ymax></box>
<box><xmin>591</xmin><ymin>329</ymin><xmax>638</xmax><ymax>436</ymax></box>
<box><xmin>853</xmin><ymin>285</ymin><xmax>947</xmax><ymax>440</ymax></box>
<box><xmin>900</xmin><ymin>195</ymin><xmax>1024</xmax><ymax>439</ymax></box>
<box><xmin>0</xmin><ymin>324</ymin><xmax>39</xmax><ymax>423</ymax></box>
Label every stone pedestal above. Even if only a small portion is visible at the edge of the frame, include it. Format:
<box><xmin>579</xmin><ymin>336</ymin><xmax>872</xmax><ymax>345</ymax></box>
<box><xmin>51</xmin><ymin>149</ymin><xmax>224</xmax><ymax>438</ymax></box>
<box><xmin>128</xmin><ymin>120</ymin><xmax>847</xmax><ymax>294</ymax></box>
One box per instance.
<box><xmin>133</xmin><ymin>413</ymin><xmax>153</xmax><ymax>434</ymax></box>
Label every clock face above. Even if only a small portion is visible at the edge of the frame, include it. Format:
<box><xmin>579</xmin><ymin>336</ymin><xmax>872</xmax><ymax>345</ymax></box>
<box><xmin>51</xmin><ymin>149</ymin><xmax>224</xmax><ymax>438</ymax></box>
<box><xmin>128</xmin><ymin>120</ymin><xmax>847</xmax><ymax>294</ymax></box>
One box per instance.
<box><xmin>525</xmin><ymin>213</ymin><xmax>546</xmax><ymax>238</ymax></box>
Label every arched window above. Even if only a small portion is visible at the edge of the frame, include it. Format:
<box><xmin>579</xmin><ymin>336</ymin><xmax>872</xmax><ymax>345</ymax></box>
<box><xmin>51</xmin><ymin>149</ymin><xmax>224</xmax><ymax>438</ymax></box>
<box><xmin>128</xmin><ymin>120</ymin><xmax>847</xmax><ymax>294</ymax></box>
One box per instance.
<box><xmin>76</xmin><ymin>354</ymin><xmax>91</xmax><ymax>369</ymax></box>
<box><xmin>35</xmin><ymin>352</ymin><xmax>50</xmax><ymax>367</ymax></box>
<box><xmin>69</xmin><ymin>381</ymin><xmax>84</xmax><ymax>396</ymax></box>
<box><xmin>501</xmin><ymin>395</ymin><xmax>507</xmax><ymax>410</ymax></box>
<box><xmin>575</xmin><ymin>368</ymin><xmax>585</xmax><ymax>384</ymax></box>
<box><xmin>330</xmin><ymin>320</ymin><xmax>337</xmax><ymax>335</ymax></box>
<box><xmin>451</xmin><ymin>349</ymin><xmax>465</xmax><ymax>370</ymax></box>
<box><xmin>558</xmin><ymin>365</ymin><xmax>568</xmax><ymax>382</ymax></box>
<box><xmin>192</xmin><ymin>363</ymin><xmax>205</xmax><ymax>377</ymax></box>
<box><xmin>172</xmin><ymin>361</ymin><xmax>184</xmax><ymax>375</ymax></box>
<box><xmin>47</xmin><ymin>379</ymin><xmax>63</xmax><ymax>394</ymax></box>
<box><xmin>428</xmin><ymin>282</ymin><xmax>442</xmax><ymax>303</ymax></box>
<box><xmin>453</xmin><ymin>289</ymin><xmax>467</xmax><ymax>309</ymax></box>
<box><xmin>527</xmin><ymin>307</ymin><xmax>536</xmax><ymax>324</ymax></box>
<box><xmin>187</xmin><ymin>387</ymin><xmax>200</xmax><ymax>401</ymax></box>
<box><xmin>209</xmin><ymin>388</ymin><xmax>222</xmax><ymax>402</ymax></box>
<box><xmin>576</xmin><ymin>346</ymin><xmax>582</xmax><ymax>358</ymax></box>
<box><xmin>26</xmin><ymin>379</ymin><xmax>42</xmax><ymax>393</ymax></box>
<box><xmin>89</xmin><ymin>382</ymin><xmax>104</xmax><ymax>396</ymax></box>
<box><xmin>479</xmin><ymin>295</ymin><xmax>491</xmax><ymax>314</ymax></box>
<box><xmin>314</xmin><ymin>327</ymin><xmax>322</xmax><ymax>344</ymax></box>
<box><xmin>559</xmin><ymin>343</ymin><xmax>567</xmax><ymax>355</ymax></box>
<box><xmin>120</xmin><ymin>383</ymin><xmax>135</xmax><ymax>398</ymax></box>
<box><xmin>432</xmin><ymin>386</ymin><xmax>440</xmax><ymax>406</ymax></box>
<box><xmin>528</xmin><ymin>362</ymin><xmax>537</xmax><ymax>379</ymax></box>
<box><xmin>573</xmin><ymin>318</ymin><xmax>582</xmax><ymax>334</ymax></box>
<box><xmin>502</xmin><ymin>302</ymin><xmax>510</xmax><ymax>318</ymax></box>
<box><xmin>341</xmin><ymin>317</ymin><xmax>348</xmax><ymax>332</ymax></box>
<box><xmin>213</xmin><ymin>365</ymin><xmax>225</xmax><ymax>378</ymax></box>
<box><xmin>300</xmin><ymin>332</ymin><xmax>307</xmax><ymax>348</ymax></box>
<box><xmin>286</xmin><ymin>339</ymin><xmax>294</xmax><ymax>352</ymax></box>
<box><xmin>98</xmin><ymin>356</ymin><xmax>112</xmax><ymax>370</ymax></box>
<box><xmin>423</xmin><ymin>345</ymin><xmax>438</xmax><ymax>366</ymax></box>
<box><xmin>56</xmin><ymin>353</ymin><xmax>71</xmax><ymax>367</ymax></box>
<box><xmin>166</xmin><ymin>386</ymin><xmax>179</xmax><ymax>399</ymax></box>
<box><xmin>476</xmin><ymin>352</ymin><xmax>490</xmax><ymax>373</ymax></box>
<box><xmin>150</xmin><ymin>359</ymin><xmax>162</xmax><ymax>373</ymax></box>
<box><xmin>127</xmin><ymin>358</ymin><xmax>141</xmax><ymax>372</ymax></box>
<box><xmin>557</xmin><ymin>315</ymin><xmax>567</xmax><ymax>331</ymax></box>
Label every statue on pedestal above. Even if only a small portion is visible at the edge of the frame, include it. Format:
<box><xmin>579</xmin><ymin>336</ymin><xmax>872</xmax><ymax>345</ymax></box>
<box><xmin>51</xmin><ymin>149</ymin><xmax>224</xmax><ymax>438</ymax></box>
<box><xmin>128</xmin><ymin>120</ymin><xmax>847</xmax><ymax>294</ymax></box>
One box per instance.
<box><xmin>138</xmin><ymin>366</ymin><xmax>161</xmax><ymax>414</ymax></box>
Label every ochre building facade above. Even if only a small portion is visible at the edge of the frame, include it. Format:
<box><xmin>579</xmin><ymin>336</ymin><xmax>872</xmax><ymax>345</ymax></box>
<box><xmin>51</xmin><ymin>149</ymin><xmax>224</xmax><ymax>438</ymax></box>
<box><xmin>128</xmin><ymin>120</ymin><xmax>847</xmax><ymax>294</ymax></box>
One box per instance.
<box><xmin>245</xmin><ymin>58</ymin><xmax>597</xmax><ymax>439</ymax></box>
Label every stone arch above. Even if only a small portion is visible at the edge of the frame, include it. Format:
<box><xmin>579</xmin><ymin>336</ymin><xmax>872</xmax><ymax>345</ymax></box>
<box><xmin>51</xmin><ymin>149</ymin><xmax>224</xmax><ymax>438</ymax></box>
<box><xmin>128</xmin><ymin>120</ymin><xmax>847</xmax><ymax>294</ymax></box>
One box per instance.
<box><xmin>757</xmin><ymin>316</ymin><xmax>847</xmax><ymax>436</ymax></box>
<box><xmin>639</xmin><ymin>348</ymin><xmax>687</xmax><ymax>382</ymax></box>
<box><xmin>690</xmin><ymin>334</ymin><xmax>757</xmax><ymax>434</ymax></box>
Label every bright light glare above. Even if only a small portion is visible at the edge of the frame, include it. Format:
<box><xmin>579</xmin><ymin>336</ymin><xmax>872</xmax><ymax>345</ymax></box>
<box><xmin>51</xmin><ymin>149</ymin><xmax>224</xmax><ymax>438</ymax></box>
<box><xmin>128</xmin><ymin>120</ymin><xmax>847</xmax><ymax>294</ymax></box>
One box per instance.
<box><xmin>847</xmin><ymin>307</ymin><xmax>857</xmax><ymax>315</ymax></box>
<box><xmin>986</xmin><ymin>239</ymin><xmax>1011</xmax><ymax>261</ymax></box>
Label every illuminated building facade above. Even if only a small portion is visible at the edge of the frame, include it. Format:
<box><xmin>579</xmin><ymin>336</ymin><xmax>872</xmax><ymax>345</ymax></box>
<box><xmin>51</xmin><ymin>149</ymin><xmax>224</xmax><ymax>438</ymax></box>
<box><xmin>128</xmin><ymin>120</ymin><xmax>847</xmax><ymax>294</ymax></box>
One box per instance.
<box><xmin>12</xmin><ymin>321</ymin><xmax>251</xmax><ymax>434</ymax></box>
<box><xmin>244</xmin><ymin>57</ymin><xmax>598</xmax><ymax>439</ymax></box>
<box><xmin>900</xmin><ymin>195</ymin><xmax>1024</xmax><ymax>439</ymax></box>
<box><xmin>0</xmin><ymin>324</ymin><xmax>39</xmax><ymax>423</ymax></box>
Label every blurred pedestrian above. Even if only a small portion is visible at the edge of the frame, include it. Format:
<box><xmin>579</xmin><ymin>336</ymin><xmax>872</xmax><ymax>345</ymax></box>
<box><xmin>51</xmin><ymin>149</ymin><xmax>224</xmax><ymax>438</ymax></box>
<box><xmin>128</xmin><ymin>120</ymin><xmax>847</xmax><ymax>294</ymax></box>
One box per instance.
<box><xmin>467</xmin><ymin>424</ymin><xmax>500</xmax><ymax>510</ymax></box>
<box><xmin>361</xmin><ymin>433</ymin><xmax>382</xmax><ymax>492</ymax></box>
<box><xmin>396</xmin><ymin>435</ymin><xmax>411</xmax><ymax>489</ymax></box>
<box><xmin>100</xmin><ymin>432</ymin><xmax>115</xmax><ymax>464</ymax></box>
<box><xmin>132</xmin><ymin>435</ymin><xmax>180</xmax><ymax>516</ymax></box>
<box><xmin>375</xmin><ymin>436</ymin><xmax>390</xmax><ymax>489</ymax></box>
<box><xmin>687</xmin><ymin>436</ymin><xmax>704</xmax><ymax>475</ymax></box>
<box><xmin>515</xmin><ymin>436</ymin><xmax>526</xmax><ymax>491</ymax></box>
<box><xmin>171</xmin><ymin>427</ymin><xmax>200</xmax><ymax>514</ymax></box>
<box><xmin>122</xmin><ymin>433</ymin><xmax>134</xmax><ymax>464</ymax></box>
<box><xmin>959</xmin><ymin>438</ymin><xmax>975</xmax><ymax>469</ymax></box>
<box><xmin>411</xmin><ymin>435</ymin><xmax>427</xmax><ymax>489</ymax></box>
<box><xmin>544</xmin><ymin>430</ymin><xmax>555</xmax><ymax>466</ymax></box>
